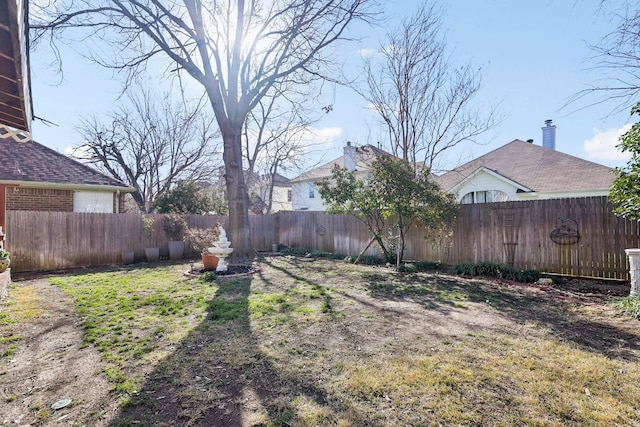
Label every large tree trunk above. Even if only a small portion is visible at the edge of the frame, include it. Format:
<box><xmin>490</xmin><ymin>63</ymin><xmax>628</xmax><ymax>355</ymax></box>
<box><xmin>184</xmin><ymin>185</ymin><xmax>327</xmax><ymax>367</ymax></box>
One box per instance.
<box><xmin>221</xmin><ymin>125</ymin><xmax>254</xmax><ymax>259</ymax></box>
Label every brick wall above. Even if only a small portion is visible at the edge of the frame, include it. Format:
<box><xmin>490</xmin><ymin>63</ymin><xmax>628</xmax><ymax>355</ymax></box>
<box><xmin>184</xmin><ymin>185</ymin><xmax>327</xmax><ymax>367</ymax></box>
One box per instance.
<box><xmin>114</xmin><ymin>192</ymin><xmax>126</xmax><ymax>213</ymax></box>
<box><xmin>6</xmin><ymin>187</ymin><xmax>74</xmax><ymax>212</ymax></box>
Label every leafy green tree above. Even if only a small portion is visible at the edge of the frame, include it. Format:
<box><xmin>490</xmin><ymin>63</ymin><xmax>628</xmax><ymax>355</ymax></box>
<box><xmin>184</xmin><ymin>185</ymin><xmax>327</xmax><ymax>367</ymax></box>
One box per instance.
<box><xmin>154</xmin><ymin>181</ymin><xmax>213</xmax><ymax>215</ymax></box>
<box><xmin>318</xmin><ymin>157</ymin><xmax>457</xmax><ymax>266</ymax></box>
<box><xmin>318</xmin><ymin>164</ymin><xmax>394</xmax><ymax>263</ymax></box>
<box><xmin>610</xmin><ymin>103</ymin><xmax>640</xmax><ymax>219</ymax></box>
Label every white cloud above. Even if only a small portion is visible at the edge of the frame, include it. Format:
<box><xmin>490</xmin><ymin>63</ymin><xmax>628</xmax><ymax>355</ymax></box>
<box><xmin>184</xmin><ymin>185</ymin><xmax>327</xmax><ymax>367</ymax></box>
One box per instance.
<box><xmin>301</xmin><ymin>126</ymin><xmax>343</xmax><ymax>148</ymax></box>
<box><xmin>64</xmin><ymin>145</ymin><xmax>77</xmax><ymax>157</ymax></box>
<box><xmin>64</xmin><ymin>144</ymin><xmax>95</xmax><ymax>163</ymax></box>
<box><xmin>357</xmin><ymin>48</ymin><xmax>377</xmax><ymax>57</ymax></box>
<box><xmin>583</xmin><ymin>125</ymin><xmax>633</xmax><ymax>161</ymax></box>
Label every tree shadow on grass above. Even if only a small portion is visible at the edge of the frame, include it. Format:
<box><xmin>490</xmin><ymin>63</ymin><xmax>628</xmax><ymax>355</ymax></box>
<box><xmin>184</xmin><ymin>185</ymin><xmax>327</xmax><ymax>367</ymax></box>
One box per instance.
<box><xmin>110</xmin><ymin>275</ymin><xmax>366</xmax><ymax>427</ymax></box>
<box><xmin>360</xmin><ymin>270</ymin><xmax>640</xmax><ymax>361</ymax></box>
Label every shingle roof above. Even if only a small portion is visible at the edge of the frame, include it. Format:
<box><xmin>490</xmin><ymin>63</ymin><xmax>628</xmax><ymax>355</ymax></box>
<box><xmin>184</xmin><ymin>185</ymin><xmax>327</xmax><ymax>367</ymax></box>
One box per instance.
<box><xmin>0</xmin><ymin>133</ymin><xmax>132</xmax><ymax>189</ymax></box>
<box><xmin>434</xmin><ymin>139</ymin><xmax>615</xmax><ymax>193</ymax></box>
<box><xmin>291</xmin><ymin>144</ymin><xmax>392</xmax><ymax>182</ymax></box>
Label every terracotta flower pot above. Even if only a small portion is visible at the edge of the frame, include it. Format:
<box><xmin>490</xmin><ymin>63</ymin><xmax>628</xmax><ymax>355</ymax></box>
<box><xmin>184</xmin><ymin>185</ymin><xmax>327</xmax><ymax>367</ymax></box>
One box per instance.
<box><xmin>202</xmin><ymin>253</ymin><xmax>219</xmax><ymax>270</ymax></box>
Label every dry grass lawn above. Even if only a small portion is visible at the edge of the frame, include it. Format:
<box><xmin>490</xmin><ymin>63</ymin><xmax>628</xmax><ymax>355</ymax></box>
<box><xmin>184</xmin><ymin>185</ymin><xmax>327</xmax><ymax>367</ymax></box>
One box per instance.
<box><xmin>2</xmin><ymin>256</ymin><xmax>640</xmax><ymax>426</ymax></box>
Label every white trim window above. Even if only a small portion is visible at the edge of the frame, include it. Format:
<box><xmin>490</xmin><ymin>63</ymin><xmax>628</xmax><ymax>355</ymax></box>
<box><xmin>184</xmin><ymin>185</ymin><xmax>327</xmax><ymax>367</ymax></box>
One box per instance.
<box><xmin>461</xmin><ymin>190</ymin><xmax>509</xmax><ymax>204</ymax></box>
<box><xmin>308</xmin><ymin>183</ymin><xmax>315</xmax><ymax>199</ymax></box>
<box><xmin>73</xmin><ymin>191</ymin><xmax>113</xmax><ymax>213</ymax></box>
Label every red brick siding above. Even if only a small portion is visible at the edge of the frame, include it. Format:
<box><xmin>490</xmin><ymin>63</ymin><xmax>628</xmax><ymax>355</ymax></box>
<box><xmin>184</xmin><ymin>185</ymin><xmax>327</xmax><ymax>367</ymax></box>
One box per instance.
<box><xmin>114</xmin><ymin>192</ymin><xmax>127</xmax><ymax>213</ymax></box>
<box><xmin>7</xmin><ymin>187</ymin><xmax>74</xmax><ymax>212</ymax></box>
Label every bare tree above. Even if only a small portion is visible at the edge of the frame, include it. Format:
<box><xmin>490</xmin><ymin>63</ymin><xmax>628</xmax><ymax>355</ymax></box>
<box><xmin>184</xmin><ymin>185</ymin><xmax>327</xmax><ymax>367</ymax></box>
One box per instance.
<box><xmin>32</xmin><ymin>0</ymin><xmax>377</xmax><ymax>258</ymax></box>
<box><xmin>74</xmin><ymin>88</ymin><xmax>220</xmax><ymax>212</ymax></box>
<box><xmin>243</xmin><ymin>83</ymin><xmax>328</xmax><ymax>214</ymax></box>
<box><xmin>361</xmin><ymin>2</ymin><xmax>496</xmax><ymax>172</ymax></box>
<box><xmin>571</xmin><ymin>3</ymin><xmax>640</xmax><ymax>114</ymax></box>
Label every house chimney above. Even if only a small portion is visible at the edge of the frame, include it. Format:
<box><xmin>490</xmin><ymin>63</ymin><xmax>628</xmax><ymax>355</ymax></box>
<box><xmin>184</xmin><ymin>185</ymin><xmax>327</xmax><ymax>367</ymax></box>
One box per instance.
<box><xmin>344</xmin><ymin>141</ymin><xmax>356</xmax><ymax>172</ymax></box>
<box><xmin>542</xmin><ymin>119</ymin><xmax>556</xmax><ymax>150</ymax></box>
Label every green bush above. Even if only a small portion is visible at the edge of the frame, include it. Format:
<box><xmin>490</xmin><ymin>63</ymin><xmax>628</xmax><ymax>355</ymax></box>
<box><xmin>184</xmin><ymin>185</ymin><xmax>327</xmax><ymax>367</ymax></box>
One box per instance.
<box><xmin>359</xmin><ymin>255</ymin><xmax>387</xmax><ymax>265</ymax></box>
<box><xmin>450</xmin><ymin>262</ymin><xmax>541</xmax><ymax>283</ymax></box>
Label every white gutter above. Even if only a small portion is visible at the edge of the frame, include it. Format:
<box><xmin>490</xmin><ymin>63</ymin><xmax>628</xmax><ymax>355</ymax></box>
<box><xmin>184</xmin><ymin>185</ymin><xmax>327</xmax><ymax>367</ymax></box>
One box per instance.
<box><xmin>0</xmin><ymin>180</ymin><xmax>136</xmax><ymax>192</ymax></box>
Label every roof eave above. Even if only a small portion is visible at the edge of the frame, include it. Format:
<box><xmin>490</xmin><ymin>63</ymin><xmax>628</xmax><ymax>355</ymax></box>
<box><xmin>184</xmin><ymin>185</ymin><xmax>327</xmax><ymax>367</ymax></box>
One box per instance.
<box><xmin>449</xmin><ymin>166</ymin><xmax>534</xmax><ymax>194</ymax></box>
<box><xmin>0</xmin><ymin>0</ymin><xmax>32</xmax><ymax>132</ymax></box>
<box><xmin>0</xmin><ymin>180</ymin><xmax>136</xmax><ymax>192</ymax></box>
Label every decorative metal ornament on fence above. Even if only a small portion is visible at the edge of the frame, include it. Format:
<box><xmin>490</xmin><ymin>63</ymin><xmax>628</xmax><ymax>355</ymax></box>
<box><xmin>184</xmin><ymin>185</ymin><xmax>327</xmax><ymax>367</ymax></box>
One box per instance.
<box><xmin>550</xmin><ymin>219</ymin><xmax>580</xmax><ymax>245</ymax></box>
<box><xmin>495</xmin><ymin>207</ymin><xmax>524</xmax><ymax>268</ymax></box>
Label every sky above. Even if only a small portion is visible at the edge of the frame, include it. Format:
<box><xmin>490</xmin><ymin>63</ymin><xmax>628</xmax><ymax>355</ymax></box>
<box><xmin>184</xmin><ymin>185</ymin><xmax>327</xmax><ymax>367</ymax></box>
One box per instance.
<box><xmin>28</xmin><ymin>0</ymin><xmax>637</xmax><ymax>177</ymax></box>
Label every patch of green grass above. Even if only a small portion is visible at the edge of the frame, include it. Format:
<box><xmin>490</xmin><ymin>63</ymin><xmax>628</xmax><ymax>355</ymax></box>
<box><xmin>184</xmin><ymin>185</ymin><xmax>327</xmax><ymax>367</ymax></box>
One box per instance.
<box><xmin>0</xmin><ymin>285</ymin><xmax>43</xmax><ymax>364</ymax></box>
<box><xmin>0</xmin><ymin>311</ymin><xmax>14</xmax><ymax>326</ymax></box>
<box><xmin>0</xmin><ymin>335</ymin><xmax>21</xmax><ymax>345</ymax></box>
<box><xmin>248</xmin><ymin>280</ymin><xmax>334</xmax><ymax>324</ymax></box>
<box><xmin>50</xmin><ymin>265</ymin><xmax>218</xmax><ymax>396</ymax></box>
<box><xmin>0</xmin><ymin>343</ymin><xmax>18</xmax><ymax>358</ymax></box>
<box><xmin>609</xmin><ymin>296</ymin><xmax>640</xmax><ymax>319</ymax></box>
<box><xmin>36</xmin><ymin>409</ymin><xmax>50</xmax><ymax>421</ymax></box>
<box><xmin>249</xmin><ymin>292</ymin><xmax>291</xmax><ymax>317</ymax></box>
<box><xmin>207</xmin><ymin>298</ymin><xmax>247</xmax><ymax>323</ymax></box>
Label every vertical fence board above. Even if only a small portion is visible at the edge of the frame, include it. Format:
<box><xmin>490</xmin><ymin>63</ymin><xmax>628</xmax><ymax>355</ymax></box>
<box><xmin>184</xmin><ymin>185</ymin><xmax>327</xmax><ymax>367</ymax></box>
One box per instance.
<box><xmin>5</xmin><ymin>196</ymin><xmax>639</xmax><ymax>279</ymax></box>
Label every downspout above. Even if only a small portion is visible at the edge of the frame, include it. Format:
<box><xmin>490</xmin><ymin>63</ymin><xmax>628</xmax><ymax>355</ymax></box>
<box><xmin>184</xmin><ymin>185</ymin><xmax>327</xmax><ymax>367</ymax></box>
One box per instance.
<box><xmin>115</xmin><ymin>190</ymin><xmax>120</xmax><ymax>213</ymax></box>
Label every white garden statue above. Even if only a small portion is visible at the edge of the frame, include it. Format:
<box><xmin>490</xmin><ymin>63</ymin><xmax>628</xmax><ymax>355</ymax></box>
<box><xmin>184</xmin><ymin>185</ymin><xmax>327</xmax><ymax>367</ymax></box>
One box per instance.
<box><xmin>207</xmin><ymin>225</ymin><xmax>234</xmax><ymax>272</ymax></box>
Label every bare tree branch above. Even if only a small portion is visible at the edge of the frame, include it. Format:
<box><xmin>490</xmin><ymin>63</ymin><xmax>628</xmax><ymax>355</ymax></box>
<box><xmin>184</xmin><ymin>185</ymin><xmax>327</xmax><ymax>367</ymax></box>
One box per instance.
<box><xmin>567</xmin><ymin>2</ymin><xmax>640</xmax><ymax>114</ymax></box>
<box><xmin>358</xmin><ymin>2</ymin><xmax>497</xmax><ymax>172</ymax></box>
<box><xmin>73</xmin><ymin>87</ymin><xmax>221</xmax><ymax>212</ymax></box>
<box><xmin>31</xmin><ymin>0</ymin><xmax>378</xmax><ymax>257</ymax></box>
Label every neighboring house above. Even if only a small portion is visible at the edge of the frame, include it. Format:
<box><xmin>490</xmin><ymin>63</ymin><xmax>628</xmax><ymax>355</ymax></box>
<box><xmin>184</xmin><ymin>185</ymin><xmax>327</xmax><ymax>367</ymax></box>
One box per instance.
<box><xmin>290</xmin><ymin>142</ymin><xmax>391</xmax><ymax>211</ymax></box>
<box><xmin>264</xmin><ymin>172</ymin><xmax>292</xmax><ymax>213</ymax></box>
<box><xmin>205</xmin><ymin>168</ymin><xmax>292</xmax><ymax>214</ymax></box>
<box><xmin>434</xmin><ymin>121</ymin><xmax>615</xmax><ymax>203</ymax></box>
<box><xmin>0</xmin><ymin>130</ymin><xmax>134</xmax><ymax>213</ymax></box>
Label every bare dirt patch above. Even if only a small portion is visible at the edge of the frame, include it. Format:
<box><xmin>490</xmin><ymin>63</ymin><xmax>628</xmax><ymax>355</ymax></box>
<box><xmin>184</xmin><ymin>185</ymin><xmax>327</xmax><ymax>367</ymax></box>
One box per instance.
<box><xmin>1</xmin><ymin>258</ymin><xmax>639</xmax><ymax>426</ymax></box>
<box><xmin>0</xmin><ymin>278</ymin><xmax>120</xmax><ymax>426</ymax></box>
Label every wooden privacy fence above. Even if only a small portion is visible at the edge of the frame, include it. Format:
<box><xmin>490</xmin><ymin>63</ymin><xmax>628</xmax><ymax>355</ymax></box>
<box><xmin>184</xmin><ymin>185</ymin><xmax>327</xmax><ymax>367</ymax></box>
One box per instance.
<box><xmin>273</xmin><ymin>197</ymin><xmax>639</xmax><ymax>281</ymax></box>
<box><xmin>6</xmin><ymin>212</ymin><xmax>278</xmax><ymax>273</ymax></box>
<box><xmin>5</xmin><ymin>196</ymin><xmax>640</xmax><ymax>279</ymax></box>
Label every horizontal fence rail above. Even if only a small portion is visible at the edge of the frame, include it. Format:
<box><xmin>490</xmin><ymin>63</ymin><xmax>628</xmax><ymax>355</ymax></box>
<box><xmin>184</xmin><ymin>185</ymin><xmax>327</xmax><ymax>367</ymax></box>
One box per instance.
<box><xmin>5</xmin><ymin>196</ymin><xmax>638</xmax><ymax>280</ymax></box>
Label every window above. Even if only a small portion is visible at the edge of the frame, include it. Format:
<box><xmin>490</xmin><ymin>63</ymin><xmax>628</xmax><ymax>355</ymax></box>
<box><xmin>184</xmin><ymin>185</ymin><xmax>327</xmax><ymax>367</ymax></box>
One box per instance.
<box><xmin>73</xmin><ymin>191</ymin><xmax>114</xmax><ymax>213</ymax></box>
<box><xmin>287</xmin><ymin>189</ymin><xmax>292</xmax><ymax>202</ymax></box>
<box><xmin>460</xmin><ymin>190</ymin><xmax>509</xmax><ymax>204</ymax></box>
<box><xmin>308</xmin><ymin>183</ymin><xmax>315</xmax><ymax>199</ymax></box>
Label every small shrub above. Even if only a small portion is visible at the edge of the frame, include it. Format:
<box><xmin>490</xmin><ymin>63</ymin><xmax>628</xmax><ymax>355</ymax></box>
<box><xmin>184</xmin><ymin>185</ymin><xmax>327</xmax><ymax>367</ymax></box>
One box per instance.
<box><xmin>163</xmin><ymin>213</ymin><xmax>187</xmax><ymax>240</ymax></box>
<box><xmin>281</xmin><ymin>247</ymin><xmax>310</xmax><ymax>256</ymax></box>
<box><xmin>184</xmin><ymin>226</ymin><xmax>221</xmax><ymax>254</ymax></box>
<box><xmin>450</xmin><ymin>262</ymin><xmax>541</xmax><ymax>283</ymax></box>
<box><xmin>412</xmin><ymin>261</ymin><xmax>441</xmax><ymax>272</ymax></box>
<box><xmin>398</xmin><ymin>263</ymin><xmax>418</xmax><ymax>273</ymax></box>
<box><xmin>450</xmin><ymin>263</ymin><xmax>474</xmax><ymax>275</ymax></box>
<box><xmin>359</xmin><ymin>255</ymin><xmax>386</xmax><ymax>265</ymax></box>
<box><xmin>281</xmin><ymin>247</ymin><xmax>346</xmax><ymax>260</ymax></box>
